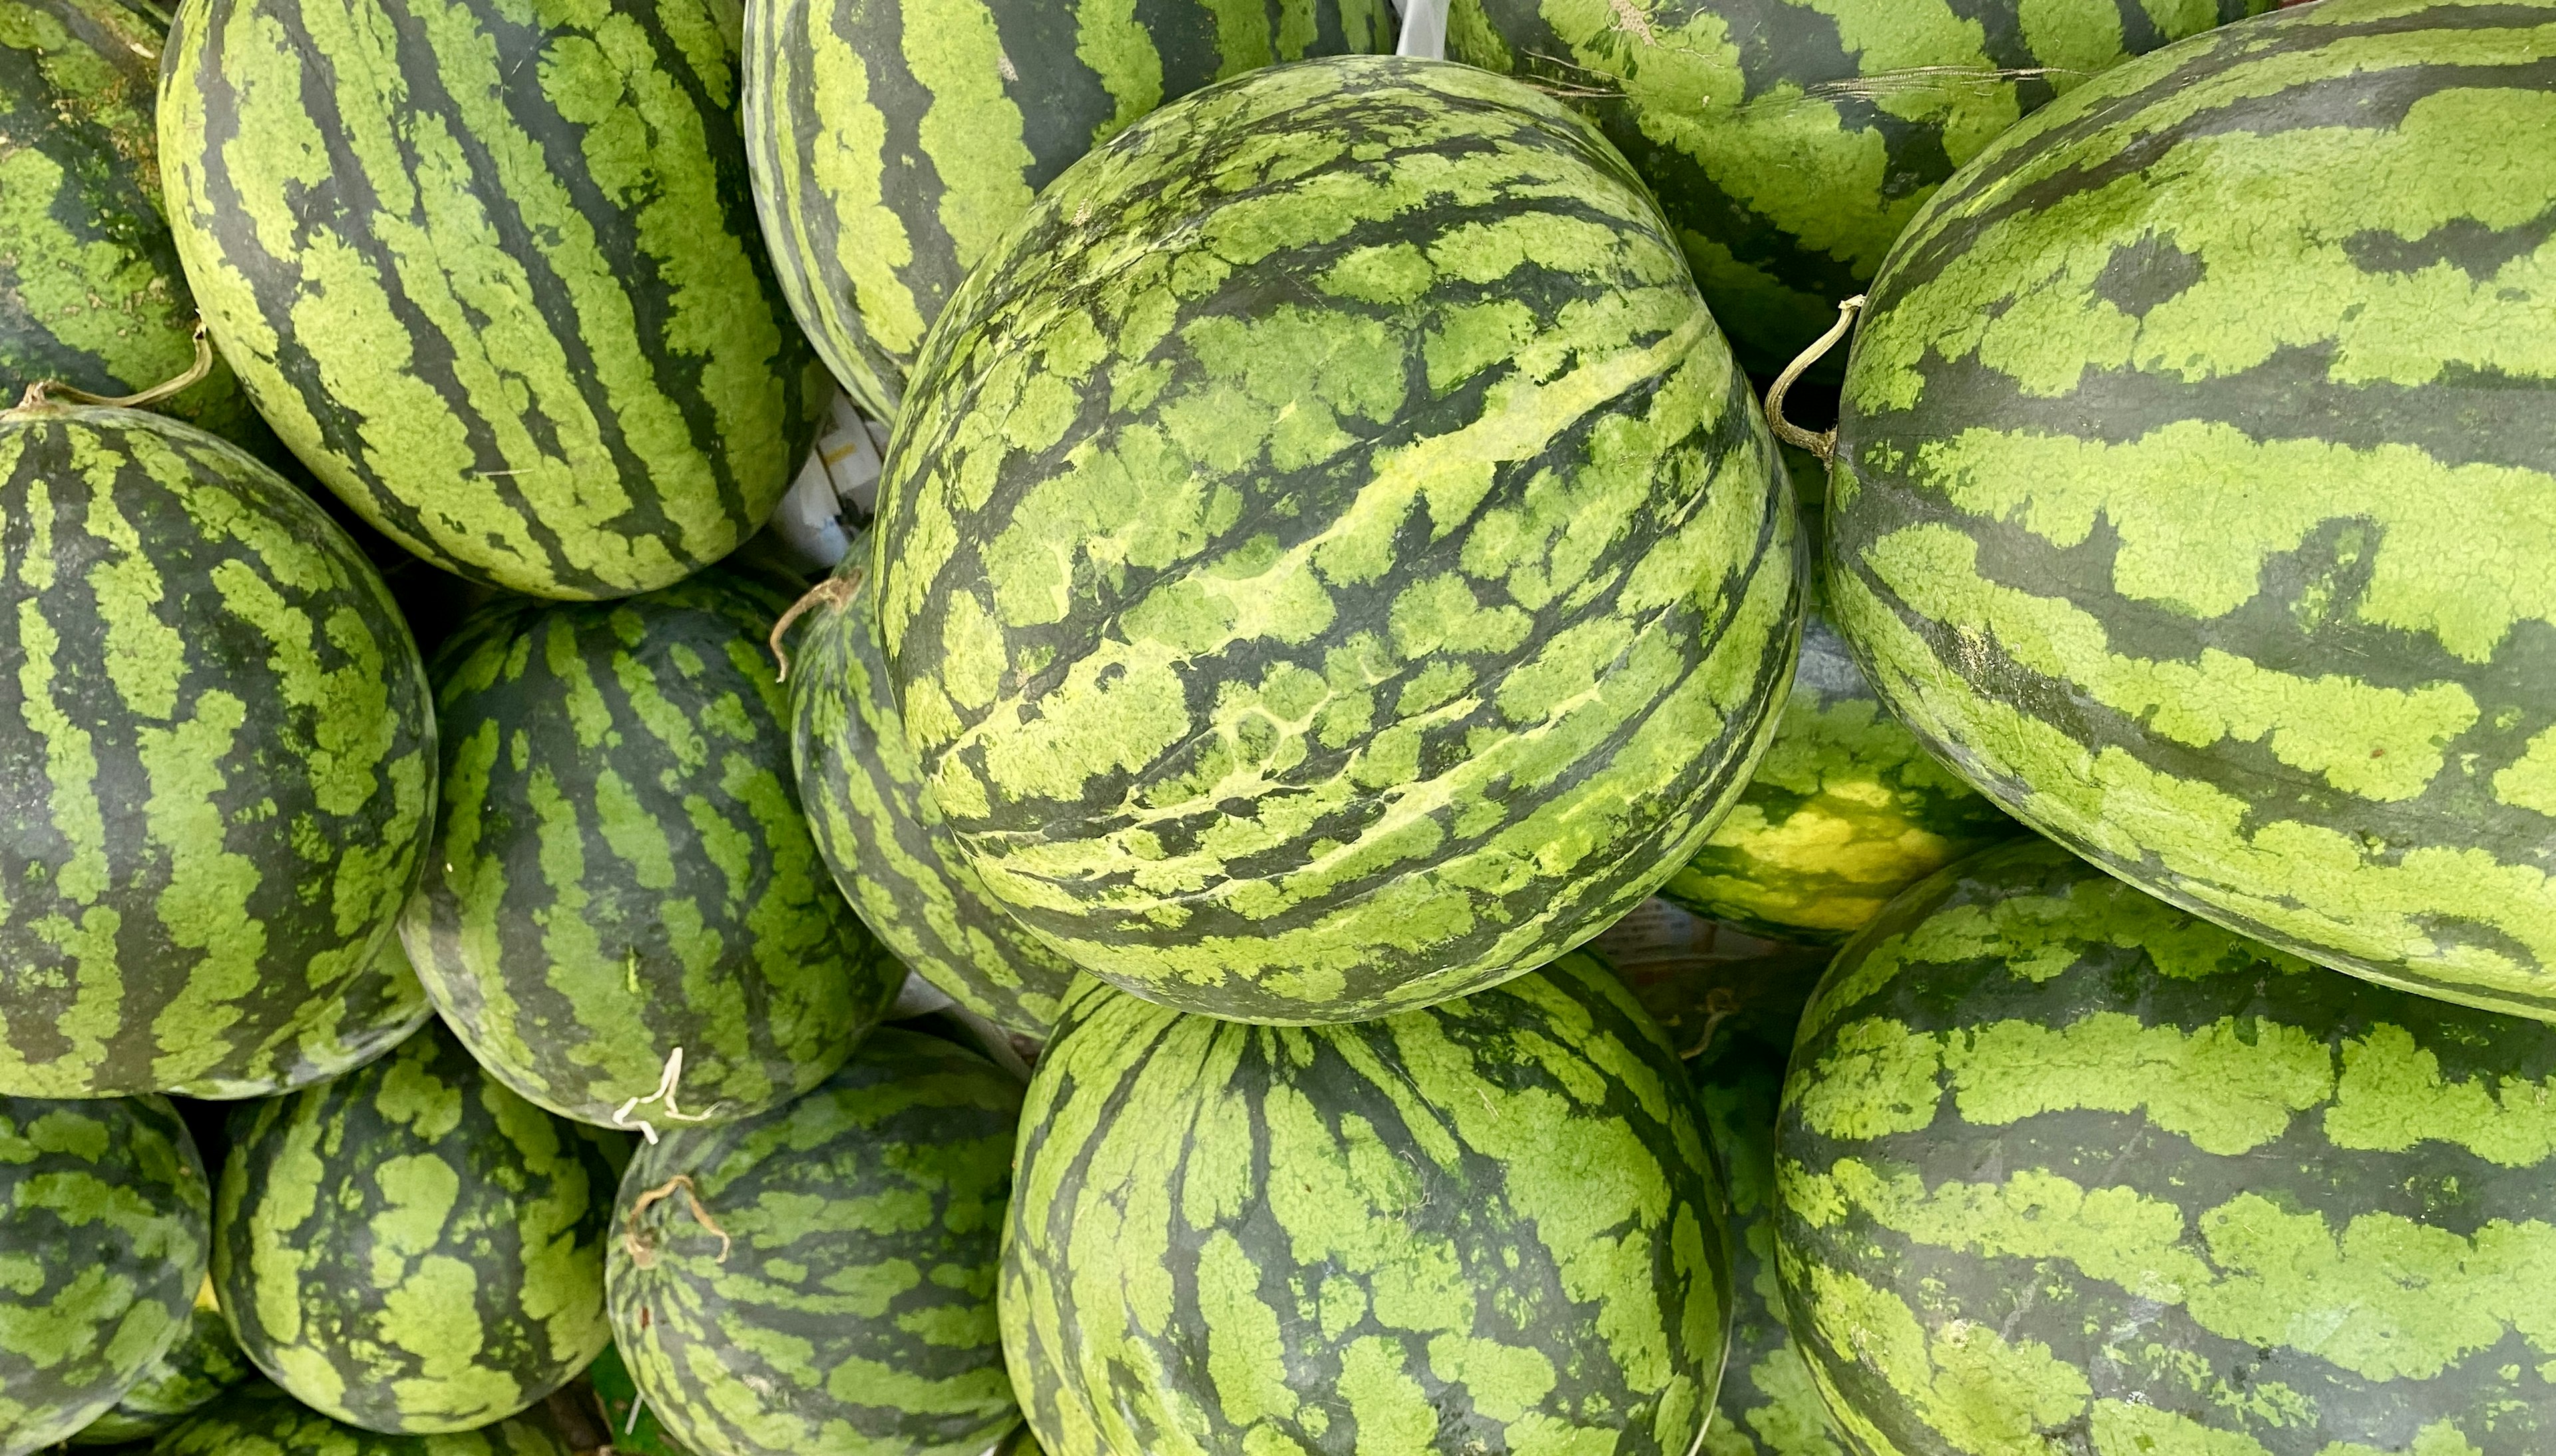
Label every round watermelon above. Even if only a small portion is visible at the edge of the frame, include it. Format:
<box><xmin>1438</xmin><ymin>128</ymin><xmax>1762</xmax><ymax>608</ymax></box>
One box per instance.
<box><xmin>156</xmin><ymin>1381</ymin><xmax>583</xmax><ymax>1456</ymax></box>
<box><xmin>742</xmin><ymin>0</ymin><xmax>1397</xmax><ymax>421</ymax></box>
<box><xmin>0</xmin><ymin>403</ymin><xmax>436</xmax><ymax>1098</ymax></box>
<box><xmin>399</xmin><ymin>568</ymin><xmax>903</xmax><ymax>1131</ymax></box>
<box><xmin>212</xmin><ymin>1021</ymin><xmax>622</xmax><ymax>1435</ymax></box>
<box><xmin>872</xmin><ymin>55</ymin><xmax>1801</xmax><ymax>1023</ymax></box>
<box><xmin>1444</xmin><ymin>0</ymin><xmax>2276</xmax><ymax>377</ymax></box>
<box><xmin>158</xmin><ymin>0</ymin><xmax>831</xmax><ymax>600</ymax></box>
<box><xmin>1824</xmin><ymin>0</ymin><xmax>2556</xmax><ymax>1020</ymax></box>
<box><xmin>0</xmin><ymin>1093</ymin><xmax>208</xmax><ymax>1456</ymax></box>
<box><xmin>1002</xmin><ymin>954</ymin><xmax>1733</xmax><ymax>1456</ymax></box>
<box><xmin>787</xmin><ymin>554</ymin><xmax>1083</xmax><ymax>1039</ymax></box>
<box><xmin>1780</xmin><ymin>835</ymin><xmax>2556</xmax><ymax>1454</ymax></box>
<box><xmin>64</xmin><ymin>1276</ymin><xmax>248</xmax><ymax>1447</ymax></box>
<box><xmin>607</xmin><ymin>1025</ymin><xmax>1024</xmax><ymax>1456</ymax></box>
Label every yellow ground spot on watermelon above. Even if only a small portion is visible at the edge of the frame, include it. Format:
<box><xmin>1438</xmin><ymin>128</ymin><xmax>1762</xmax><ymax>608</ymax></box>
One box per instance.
<box><xmin>1799</xmin><ymin>1262</ymin><xmax>2090</xmax><ymax>1453</ymax></box>
<box><xmin>901</xmin><ymin>0</ymin><xmax>1037</xmax><ymax>272</ymax></box>
<box><xmin>2325</xmin><ymin>1023</ymin><xmax>2556</xmax><ymax>1167</ymax></box>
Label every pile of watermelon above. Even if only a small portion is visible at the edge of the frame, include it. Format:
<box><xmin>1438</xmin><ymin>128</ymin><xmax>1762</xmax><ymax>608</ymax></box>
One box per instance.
<box><xmin>0</xmin><ymin>0</ymin><xmax>2546</xmax><ymax>1452</ymax></box>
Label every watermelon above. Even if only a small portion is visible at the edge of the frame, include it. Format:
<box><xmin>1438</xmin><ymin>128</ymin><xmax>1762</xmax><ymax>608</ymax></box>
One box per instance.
<box><xmin>0</xmin><ymin>1093</ymin><xmax>208</xmax><ymax>1456</ymax></box>
<box><xmin>64</xmin><ymin>1276</ymin><xmax>248</xmax><ymax>1447</ymax></box>
<box><xmin>155</xmin><ymin>1381</ymin><xmax>583</xmax><ymax>1456</ymax></box>
<box><xmin>1661</xmin><ymin>447</ymin><xmax>2012</xmax><ymax>944</ymax></box>
<box><xmin>872</xmin><ymin>55</ymin><xmax>1801</xmax><ymax>1023</ymax></box>
<box><xmin>1001</xmin><ymin>953</ymin><xmax>1733</xmax><ymax>1456</ymax></box>
<box><xmin>742</xmin><ymin>0</ymin><xmax>1397</xmax><ymax>422</ymax></box>
<box><xmin>1823</xmin><ymin>0</ymin><xmax>2556</xmax><ymax>1019</ymax></box>
<box><xmin>212</xmin><ymin>1021</ymin><xmax>622</xmax><ymax>1435</ymax></box>
<box><xmin>1443</xmin><ymin>0</ymin><xmax>2276</xmax><ymax>377</ymax></box>
<box><xmin>0</xmin><ymin>403</ymin><xmax>436</xmax><ymax>1099</ymax></box>
<box><xmin>157</xmin><ymin>0</ymin><xmax>831</xmax><ymax>601</ymax></box>
<box><xmin>399</xmin><ymin>568</ymin><xmax>903</xmax><ymax>1131</ymax></box>
<box><xmin>165</xmin><ymin>933</ymin><xmax>435</xmax><ymax>1103</ymax></box>
<box><xmin>584</xmin><ymin>1344</ymin><xmax>697</xmax><ymax>1456</ymax></box>
<box><xmin>787</xmin><ymin>554</ymin><xmax>1084</xmax><ymax>1039</ymax></box>
<box><xmin>1777</xmin><ymin>836</ymin><xmax>2556</xmax><ymax>1455</ymax></box>
<box><xmin>606</xmin><ymin>1025</ymin><xmax>1024</xmax><ymax>1456</ymax></box>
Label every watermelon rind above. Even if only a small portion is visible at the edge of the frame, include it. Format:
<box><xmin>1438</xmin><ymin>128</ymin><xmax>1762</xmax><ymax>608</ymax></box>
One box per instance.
<box><xmin>64</xmin><ymin>1276</ymin><xmax>248</xmax><ymax>1447</ymax></box>
<box><xmin>153</xmin><ymin>1381</ymin><xmax>582</xmax><ymax>1456</ymax></box>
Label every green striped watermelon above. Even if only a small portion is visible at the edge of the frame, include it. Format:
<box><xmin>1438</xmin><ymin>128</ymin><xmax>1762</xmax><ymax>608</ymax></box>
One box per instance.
<box><xmin>156</xmin><ymin>1381</ymin><xmax>582</xmax><ymax>1456</ymax></box>
<box><xmin>1002</xmin><ymin>953</ymin><xmax>1733</xmax><ymax>1456</ymax></box>
<box><xmin>873</xmin><ymin>55</ymin><xmax>1801</xmax><ymax>1023</ymax></box>
<box><xmin>787</xmin><ymin>555</ymin><xmax>1083</xmax><ymax>1039</ymax></box>
<box><xmin>399</xmin><ymin>568</ymin><xmax>903</xmax><ymax>1131</ymax></box>
<box><xmin>1778</xmin><ymin>836</ymin><xmax>2556</xmax><ymax>1455</ymax></box>
<box><xmin>212</xmin><ymin>1021</ymin><xmax>623</xmax><ymax>1435</ymax></box>
<box><xmin>742</xmin><ymin>0</ymin><xmax>1396</xmax><ymax>421</ymax></box>
<box><xmin>584</xmin><ymin>1344</ymin><xmax>697</xmax><ymax>1456</ymax></box>
<box><xmin>1444</xmin><ymin>0</ymin><xmax>2275</xmax><ymax>377</ymax></box>
<box><xmin>1824</xmin><ymin>0</ymin><xmax>2556</xmax><ymax>1020</ymax></box>
<box><xmin>64</xmin><ymin>1276</ymin><xmax>248</xmax><ymax>1447</ymax></box>
<box><xmin>0</xmin><ymin>403</ymin><xmax>436</xmax><ymax>1099</ymax></box>
<box><xmin>1695</xmin><ymin>1049</ymin><xmax>1840</xmax><ymax>1456</ymax></box>
<box><xmin>606</xmin><ymin>1025</ymin><xmax>1024</xmax><ymax>1456</ymax></box>
<box><xmin>0</xmin><ymin>1093</ymin><xmax>208</xmax><ymax>1456</ymax></box>
<box><xmin>158</xmin><ymin>0</ymin><xmax>831</xmax><ymax>601</ymax></box>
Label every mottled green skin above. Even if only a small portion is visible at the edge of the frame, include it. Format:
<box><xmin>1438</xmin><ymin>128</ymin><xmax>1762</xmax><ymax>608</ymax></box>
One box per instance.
<box><xmin>743</xmin><ymin>0</ymin><xmax>1396</xmax><ymax>421</ymax></box>
<box><xmin>164</xmin><ymin>934</ymin><xmax>434</xmax><ymax>1103</ymax></box>
<box><xmin>212</xmin><ymin>1023</ymin><xmax>622</xmax><ymax>1435</ymax></box>
<box><xmin>154</xmin><ymin>1381</ymin><xmax>581</xmax><ymax>1456</ymax></box>
<box><xmin>0</xmin><ymin>1094</ymin><xmax>207</xmax><ymax>1456</ymax></box>
<box><xmin>1777</xmin><ymin>837</ymin><xmax>2556</xmax><ymax>1456</ymax></box>
<box><xmin>1002</xmin><ymin>953</ymin><xmax>1734</xmax><ymax>1456</ymax></box>
<box><xmin>399</xmin><ymin>570</ymin><xmax>901</xmax><ymax>1129</ymax></box>
<box><xmin>67</xmin><ymin>1285</ymin><xmax>248</xmax><ymax>1446</ymax></box>
<box><xmin>0</xmin><ymin>0</ymin><xmax>265</xmax><ymax>443</ymax></box>
<box><xmin>586</xmin><ymin>1344</ymin><xmax>697</xmax><ymax>1456</ymax></box>
<box><xmin>0</xmin><ymin>406</ymin><xmax>436</xmax><ymax>1098</ymax></box>
<box><xmin>158</xmin><ymin>0</ymin><xmax>831</xmax><ymax>600</ymax></box>
<box><xmin>1826</xmin><ymin>0</ymin><xmax>2556</xmax><ymax>1021</ymax></box>
<box><xmin>875</xmin><ymin>56</ymin><xmax>1800</xmax><ymax>1023</ymax></box>
<box><xmin>788</xmin><ymin>562</ymin><xmax>1083</xmax><ymax>1039</ymax></box>
<box><xmin>607</xmin><ymin>1027</ymin><xmax>1024</xmax><ymax>1456</ymax></box>
<box><xmin>1697</xmin><ymin>1050</ymin><xmax>1842</xmax><ymax>1456</ymax></box>
<box><xmin>1445</xmin><ymin>0</ymin><xmax>2274</xmax><ymax>377</ymax></box>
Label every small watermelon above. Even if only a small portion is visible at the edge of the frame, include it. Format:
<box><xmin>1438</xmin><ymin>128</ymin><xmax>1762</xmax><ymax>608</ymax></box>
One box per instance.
<box><xmin>0</xmin><ymin>1093</ymin><xmax>208</xmax><ymax>1456</ymax></box>
<box><xmin>607</xmin><ymin>1025</ymin><xmax>1023</xmax><ymax>1456</ymax></box>
<box><xmin>1825</xmin><ymin>0</ymin><xmax>2556</xmax><ymax>1019</ymax></box>
<box><xmin>63</xmin><ymin>1275</ymin><xmax>248</xmax><ymax>1447</ymax></box>
<box><xmin>212</xmin><ymin>1022</ymin><xmax>622</xmax><ymax>1435</ymax></box>
<box><xmin>1445</xmin><ymin>0</ymin><xmax>2276</xmax><ymax>376</ymax></box>
<box><xmin>158</xmin><ymin>0</ymin><xmax>831</xmax><ymax>600</ymax></box>
<box><xmin>154</xmin><ymin>1381</ymin><xmax>582</xmax><ymax>1456</ymax></box>
<box><xmin>0</xmin><ymin>403</ymin><xmax>436</xmax><ymax>1098</ymax></box>
<box><xmin>873</xmin><ymin>55</ymin><xmax>1800</xmax><ymax>1023</ymax></box>
<box><xmin>401</xmin><ymin>568</ymin><xmax>903</xmax><ymax>1131</ymax></box>
<box><xmin>1002</xmin><ymin>955</ymin><xmax>1733</xmax><ymax>1456</ymax></box>
<box><xmin>743</xmin><ymin>0</ymin><xmax>1396</xmax><ymax>420</ymax></box>
<box><xmin>1780</xmin><ymin>836</ymin><xmax>2556</xmax><ymax>1453</ymax></box>
<box><xmin>787</xmin><ymin>555</ymin><xmax>1084</xmax><ymax>1039</ymax></box>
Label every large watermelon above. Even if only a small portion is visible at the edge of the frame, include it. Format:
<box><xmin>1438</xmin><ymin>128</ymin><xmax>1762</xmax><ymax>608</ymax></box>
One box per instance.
<box><xmin>212</xmin><ymin>1021</ymin><xmax>622</xmax><ymax>1435</ymax></box>
<box><xmin>873</xmin><ymin>55</ymin><xmax>1800</xmax><ymax>1023</ymax></box>
<box><xmin>155</xmin><ymin>1381</ymin><xmax>583</xmax><ymax>1456</ymax></box>
<box><xmin>607</xmin><ymin>1025</ymin><xmax>1024</xmax><ymax>1456</ymax></box>
<box><xmin>787</xmin><ymin>554</ymin><xmax>1083</xmax><ymax>1039</ymax></box>
<box><xmin>399</xmin><ymin>568</ymin><xmax>902</xmax><ymax>1130</ymax></box>
<box><xmin>64</xmin><ymin>1275</ymin><xmax>248</xmax><ymax>1447</ymax></box>
<box><xmin>1444</xmin><ymin>0</ymin><xmax>2276</xmax><ymax>377</ymax></box>
<box><xmin>1779</xmin><ymin>836</ymin><xmax>2556</xmax><ymax>1454</ymax></box>
<box><xmin>0</xmin><ymin>403</ymin><xmax>436</xmax><ymax>1098</ymax></box>
<box><xmin>1002</xmin><ymin>954</ymin><xmax>1733</xmax><ymax>1456</ymax></box>
<box><xmin>0</xmin><ymin>1093</ymin><xmax>208</xmax><ymax>1456</ymax></box>
<box><xmin>1824</xmin><ymin>0</ymin><xmax>2556</xmax><ymax>1019</ymax></box>
<box><xmin>157</xmin><ymin>0</ymin><xmax>831</xmax><ymax>600</ymax></box>
<box><xmin>742</xmin><ymin>0</ymin><xmax>1396</xmax><ymax>421</ymax></box>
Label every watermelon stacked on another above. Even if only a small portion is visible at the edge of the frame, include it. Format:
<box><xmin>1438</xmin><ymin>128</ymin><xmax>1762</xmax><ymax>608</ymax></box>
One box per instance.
<box><xmin>870</xmin><ymin>54</ymin><xmax>1800</xmax><ymax>1023</ymax></box>
<box><xmin>1825</xmin><ymin>0</ymin><xmax>2556</xmax><ymax>1019</ymax></box>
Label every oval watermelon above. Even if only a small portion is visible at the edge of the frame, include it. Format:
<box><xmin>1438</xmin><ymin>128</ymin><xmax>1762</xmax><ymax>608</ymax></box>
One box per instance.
<box><xmin>743</xmin><ymin>0</ymin><xmax>1397</xmax><ymax>421</ymax></box>
<box><xmin>0</xmin><ymin>403</ymin><xmax>436</xmax><ymax>1098</ymax></box>
<box><xmin>1779</xmin><ymin>836</ymin><xmax>2556</xmax><ymax>1454</ymax></box>
<box><xmin>1002</xmin><ymin>954</ymin><xmax>1733</xmax><ymax>1456</ymax></box>
<box><xmin>155</xmin><ymin>1381</ymin><xmax>582</xmax><ymax>1456</ymax></box>
<box><xmin>64</xmin><ymin>1276</ymin><xmax>248</xmax><ymax>1447</ymax></box>
<box><xmin>873</xmin><ymin>55</ymin><xmax>1801</xmax><ymax>1023</ymax></box>
<box><xmin>1444</xmin><ymin>0</ymin><xmax>2275</xmax><ymax>377</ymax></box>
<box><xmin>158</xmin><ymin>0</ymin><xmax>831</xmax><ymax>600</ymax></box>
<box><xmin>787</xmin><ymin>556</ymin><xmax>1083</xmax><ymax>1039</ymax></box>
<box><xmin>0</xmin><ymin>1093</ymin><xmax>208</xmax><ymax>1456</ymax></box>
<box><xmin>400</xmin><ymin>568</ymin><xmax>903</xmax><ymax>1130</ymax></box>
<box><xmin>212</xmin><ymin>1021</ymin><xmax>622</xmax><ymax>1435</ymax></box>
<box><xmin>607</xmin><ymin>1025</ymin><xmax>1024</xmax><ymax>1456</ymax></box>
<box><xmin>1824</xmin><ymin>0</ymin><xmax>2556</xmax><ymax>1019</ymax></box>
